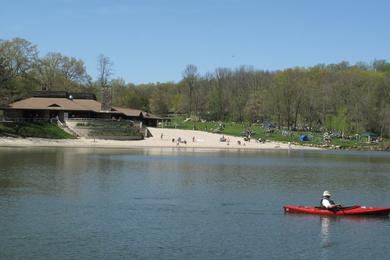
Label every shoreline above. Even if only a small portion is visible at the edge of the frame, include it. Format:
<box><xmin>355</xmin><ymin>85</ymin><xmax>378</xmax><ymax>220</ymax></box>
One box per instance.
<box><xmin>0</xmin><ymin>127</ymin><xmax>321</xmax><ymax>151</ymax></box>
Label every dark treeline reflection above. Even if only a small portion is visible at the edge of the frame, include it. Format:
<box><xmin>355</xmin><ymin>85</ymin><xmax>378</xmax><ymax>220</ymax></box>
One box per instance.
<box><xmin>1</xmin><ymin>148</ymin><xmax>389</xmax><ymax>200</ymax></box>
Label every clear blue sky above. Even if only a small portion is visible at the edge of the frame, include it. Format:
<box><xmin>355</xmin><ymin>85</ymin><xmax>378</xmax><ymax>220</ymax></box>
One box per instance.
<box><xmin>1</xmin><ymin>0</ymin><xmax>390</xmax><ymax>84</ymax></box>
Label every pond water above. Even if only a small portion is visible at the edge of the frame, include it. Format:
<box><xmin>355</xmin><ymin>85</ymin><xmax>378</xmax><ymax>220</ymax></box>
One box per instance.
<box><xmin>1</xmin><ymin>147</ymin><xmax>390</xmax><ymax>259</ymax></box>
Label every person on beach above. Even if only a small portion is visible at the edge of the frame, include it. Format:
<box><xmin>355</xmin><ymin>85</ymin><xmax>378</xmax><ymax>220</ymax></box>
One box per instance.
<box><xmin>321</xmin><ymin>191</ymin><xmax>341</xmax><ymax>210</ymax></box>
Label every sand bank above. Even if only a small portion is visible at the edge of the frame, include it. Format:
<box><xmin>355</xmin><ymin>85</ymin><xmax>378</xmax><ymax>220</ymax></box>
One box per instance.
<box><xmin>0</xmin><ymin>127</ymin><xmax>321</xmax><ymax>151</ymax></box>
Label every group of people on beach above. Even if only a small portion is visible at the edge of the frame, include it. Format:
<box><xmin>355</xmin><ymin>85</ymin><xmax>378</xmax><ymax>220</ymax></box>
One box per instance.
<box><xmin>219</xmin><ymin>135</ymin><xmax>230</xmax><ymax>145</ymax></box>
<box><xmin>219</xmin><ymin>134</ymin><xmax>269</xmax><ymax>147</ymax></box>
<box><xmin>164</xmin><ymin>135</ymin><xmax>197</xmax><ymax>145</ymax></box>
<box><xmin>171</xmin><ymin>137</ymin><xmax>187</xmax><ymax>145</ymax></box>
<box><xmin>158</xmin><ymin>131</ymin><xmax>278</xmax><ymax>148</ymax></box>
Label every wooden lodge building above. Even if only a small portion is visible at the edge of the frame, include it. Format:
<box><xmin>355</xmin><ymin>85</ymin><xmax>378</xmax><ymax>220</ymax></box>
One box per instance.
<box><xmin>1</xmin><ymin>91</ymin><xmax>164</xmax><ymax>127</ymax></box>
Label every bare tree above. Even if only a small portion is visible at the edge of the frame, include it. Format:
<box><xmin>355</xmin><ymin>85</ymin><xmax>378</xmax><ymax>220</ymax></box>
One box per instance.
<box><xmin>97</xmin><ymin>54</ymin><xmax>113</xmax><ymax>88</ymax></box>
<box><xmin>182</xmin><ymin>64</ymin><xmax>199</xmax><ymax>116</ymax></box>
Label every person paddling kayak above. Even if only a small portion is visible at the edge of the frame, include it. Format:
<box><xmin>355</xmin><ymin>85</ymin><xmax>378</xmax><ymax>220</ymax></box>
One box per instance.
<box><xmin>321</xmin><ymin>191</ymin><xmax>341</xmax><ymax>210</ymax></box>
<box><xmin>283</xmin><ymin>191</ymin><xmax>390</xmax><ymax>216</ymax></box>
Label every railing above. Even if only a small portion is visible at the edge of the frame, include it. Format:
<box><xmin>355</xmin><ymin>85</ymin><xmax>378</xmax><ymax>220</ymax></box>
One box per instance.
<box><xmin>66</xmin><ymin>118</ymin><xmax>136</xmax><ymax>123</ymax></box>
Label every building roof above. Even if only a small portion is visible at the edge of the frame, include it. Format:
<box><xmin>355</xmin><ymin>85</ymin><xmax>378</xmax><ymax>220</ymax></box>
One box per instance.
<box><xmin>112</xmin><ymin>108</ymin><xmax>163</xmax><ymax>119</ymax></box>
<box><xmin>73</xmin><ymin>99</ymin><xmax>105</xmax><ymax>113</ymax></box>
<box><xmin>8</xmin><ymin>97</ymin><xmax>125</xmax><ymax>114</ymax></box>
<box><xmin>112</xmin><ymin>107</ymin><xmax>143</xmax><ymax>117</ymax></box>
<box><xmin>8</xmin><ymin>97</ymin><xmax>96</xmax><ymax>111</ymax></box>
<box><xmin>6</xmin><ymin>96</ymin><xmax>164</xmax><ymax>119</ymax></box>
<box><xmin>141</xmin><ymin>112</ymin><xmax>163</xmax><ymax>119</ymax></box>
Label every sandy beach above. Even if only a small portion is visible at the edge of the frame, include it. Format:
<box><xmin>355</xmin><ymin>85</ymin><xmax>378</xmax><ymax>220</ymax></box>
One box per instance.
<box><xmin>0</xmin><ymin>127</ymin><xmax>321</xmax><ymax>151</ymax></box>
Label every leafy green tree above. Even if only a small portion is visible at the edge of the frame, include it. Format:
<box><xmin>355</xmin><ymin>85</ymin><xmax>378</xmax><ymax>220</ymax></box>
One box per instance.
<box><xmin>0</xmin><ymin>38</ymin><xmax>38</xmax><ymax>105</ymax></box>
<box><xmin>325</xmin><ymin>107</ymin><xmax>349</xmax><ymax>135</ymax></box>
<box><xmin>149</xmin><ymin>87</ymin><xmax>169</xmax><ymax>115</ymax></box>
<box><xmin>35</xmin><ymin>52</ymin><xmax>89</xmax><ymax>91</ymax></box>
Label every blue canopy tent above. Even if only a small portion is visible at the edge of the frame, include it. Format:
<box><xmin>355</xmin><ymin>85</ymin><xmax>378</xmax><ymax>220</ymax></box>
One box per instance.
<box><xmin>299</xmin><ymin>134</ymin><xmax>309</xmax><ymax>141</ymax></box>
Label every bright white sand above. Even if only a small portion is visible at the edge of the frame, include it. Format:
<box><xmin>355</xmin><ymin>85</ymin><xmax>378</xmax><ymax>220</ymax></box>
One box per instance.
<box><xmin>0</xmin><ymin>127</ymin><xmax>321</xmax><ymax>151</ymax></box>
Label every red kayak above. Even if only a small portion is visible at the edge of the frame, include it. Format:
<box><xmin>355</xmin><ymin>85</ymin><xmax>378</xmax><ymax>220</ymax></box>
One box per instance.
<box><xmin>283</xmin><ymin>205</ymin><xmax>390</xmax><ymax>216</ymax></box>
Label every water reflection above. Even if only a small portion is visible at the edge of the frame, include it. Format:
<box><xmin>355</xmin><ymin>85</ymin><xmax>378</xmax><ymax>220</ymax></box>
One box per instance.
<box><xmin>320</xmin><ymin>217</ymin><xmax>331</xmax><ymax>248</ymax></box>
<box><xmin>319</xmin><ymin>215</ymin><xmax>390</xmax><ymax>260</ymax></box>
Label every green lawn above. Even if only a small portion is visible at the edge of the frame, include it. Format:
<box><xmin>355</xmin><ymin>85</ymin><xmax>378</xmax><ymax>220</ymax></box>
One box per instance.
<box><xmin>163</xmin><ymin>117</ymin><xmax>390</xmax><ymax>150</ymax></box>
<box><xmin>0</xmin><ymin>122</ymin><xmax>75</xmax><ymax>139</ymax></box>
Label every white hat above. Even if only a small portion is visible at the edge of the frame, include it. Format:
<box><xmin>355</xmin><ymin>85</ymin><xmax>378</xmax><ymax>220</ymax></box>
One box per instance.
<box><xmin>323</xmin><ymin>191</ymin><xmax>331</xmax><ymax>197</ymax></box>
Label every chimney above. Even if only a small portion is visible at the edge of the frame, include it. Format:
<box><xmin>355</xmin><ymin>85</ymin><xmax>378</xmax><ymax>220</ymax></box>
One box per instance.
<box><xmin>101</xmin><ymin>87</ymin><xmax>112</xmax><ymax>111</ymax></box>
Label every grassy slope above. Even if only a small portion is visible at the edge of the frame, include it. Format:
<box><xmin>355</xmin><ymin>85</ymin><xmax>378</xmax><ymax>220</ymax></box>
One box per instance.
<box><xmin>0</xmin><ymin>122</ymin><xmax>74</xmax><ymax>139</ymax></box>
<box><xmin>75</xmin><ymin>121</ymin><xmax>143</xmax><ymax>137</ymax></box>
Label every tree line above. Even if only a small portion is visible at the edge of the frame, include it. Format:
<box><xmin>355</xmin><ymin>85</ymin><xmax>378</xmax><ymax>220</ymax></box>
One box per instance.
<box><xmin>1</xmin><ymin>37</ymin><xmax>390</xmax><ymax>136</ymax></box>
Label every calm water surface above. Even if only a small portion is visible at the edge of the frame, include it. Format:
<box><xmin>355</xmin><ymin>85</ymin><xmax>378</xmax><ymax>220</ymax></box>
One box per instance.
<box><xmin>1</xmin><ymin>147</ymin><xmax>390</xmax><ymax>259</ymax></box>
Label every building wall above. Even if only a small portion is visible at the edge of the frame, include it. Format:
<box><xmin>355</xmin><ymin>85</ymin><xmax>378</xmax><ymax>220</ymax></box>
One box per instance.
<box><xmin>4</xmin><ymin>110</ymin><xmax>23</xmax><ymax>119</ymax></box>
<box><xmin>4</xmin><ymin>108</ymin><xmax>160</xmax><ymax>126</ymax></box>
